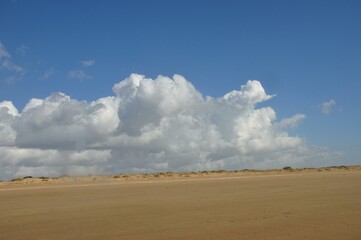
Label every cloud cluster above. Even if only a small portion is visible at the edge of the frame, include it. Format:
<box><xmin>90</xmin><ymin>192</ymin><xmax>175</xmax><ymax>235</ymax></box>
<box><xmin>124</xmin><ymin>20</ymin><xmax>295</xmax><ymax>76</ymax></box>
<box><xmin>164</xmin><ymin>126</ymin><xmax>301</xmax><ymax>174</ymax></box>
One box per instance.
<box><xmin>68</xmin><ymin>60</ymin><xmax>95</xmax><ymax>80</ymax></box>
<box><xmin>0</xmin><ymin>74</ymin><xmax>337</xmax><ymax>179</ymax></box>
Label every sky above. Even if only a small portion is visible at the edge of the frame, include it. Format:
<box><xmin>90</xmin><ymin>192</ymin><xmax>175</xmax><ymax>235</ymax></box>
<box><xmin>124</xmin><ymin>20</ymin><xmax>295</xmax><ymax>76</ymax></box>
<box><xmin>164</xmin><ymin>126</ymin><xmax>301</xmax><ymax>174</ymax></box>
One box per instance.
<box><xmin>0</xmin><ymin>0</ymin><xmax>360</xmax><ymax>179</ymax></box>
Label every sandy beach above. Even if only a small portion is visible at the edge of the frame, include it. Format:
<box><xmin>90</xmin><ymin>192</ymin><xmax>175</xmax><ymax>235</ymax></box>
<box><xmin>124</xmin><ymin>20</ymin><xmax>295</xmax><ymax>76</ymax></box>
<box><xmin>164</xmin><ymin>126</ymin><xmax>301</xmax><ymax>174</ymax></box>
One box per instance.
<box><xmin>1</xmin><ymin>166</ymin><xmax>360</xmax><ymax>240</ymax></box>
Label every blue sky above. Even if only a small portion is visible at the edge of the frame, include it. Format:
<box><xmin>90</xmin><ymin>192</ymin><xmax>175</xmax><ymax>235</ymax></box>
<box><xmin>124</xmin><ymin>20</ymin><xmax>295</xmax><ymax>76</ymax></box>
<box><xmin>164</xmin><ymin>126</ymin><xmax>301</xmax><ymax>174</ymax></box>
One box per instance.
<box><xmin>0</xmin><ymin>0</ymin><xmax>360</xmax><ymax>178</ymax></box>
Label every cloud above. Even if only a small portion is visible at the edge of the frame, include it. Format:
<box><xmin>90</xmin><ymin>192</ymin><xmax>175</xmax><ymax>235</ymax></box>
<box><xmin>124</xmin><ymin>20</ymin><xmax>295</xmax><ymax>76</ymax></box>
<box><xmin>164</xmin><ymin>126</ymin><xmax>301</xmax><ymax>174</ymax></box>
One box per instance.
<box><xmin>277</xmin><ymin>114</ymin><xmax>306</xmax><ymax>129</ymax></box>
<box><xmin>68</xmin><ymin>70</ymin><xmax>91</xmax><ymax>80</ymax></box>
<box><xmin>319</xmin><ymin>99</ymin><xmax>336</xmax><ymax>114</ymax></box>
<box><xmin>0</xmin><ymin>42</ymin><xmax>24</xmax><ymax>73</ymax></box>
<box><xmin>15</xmin><ymin>45</ymin><xmax>28</xmax><ymax>57</ymax></box>
<box><xmin>81</xmin><ymin>60</ymin><xmax>95</xmax><ymax>67</ymax></box>
<box><xmin>0</xmin><ymin>41</ymin><xmax>25</xmax><ymax>84</ymax></box>
<box><xmin>1</xmin><ymin>59</ymin><xmax>24</xmax><ymax>73</ymax></box>
<box><xmin>39</xmin><ymin>68</ymin><xmax>54</xmax><ymax>80</ymax></box>
<box><xmin>0</xmin><ymin>42</ymin><xmax>11</xmax><ymax>59</ymax></box>
<box><xmin>0</xmin><ymin>74</ymin><xmax>340</xmax><ymax>179</ymax></box>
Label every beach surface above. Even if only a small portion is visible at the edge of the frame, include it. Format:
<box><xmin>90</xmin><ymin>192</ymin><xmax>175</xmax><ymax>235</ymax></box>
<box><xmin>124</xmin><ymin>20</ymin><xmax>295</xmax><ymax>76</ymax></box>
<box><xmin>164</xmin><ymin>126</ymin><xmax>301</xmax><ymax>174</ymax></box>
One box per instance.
<box><xmin>1</xmin><ymin>166</ymin><xmax>360</xmax><ymax>240</ymax></box>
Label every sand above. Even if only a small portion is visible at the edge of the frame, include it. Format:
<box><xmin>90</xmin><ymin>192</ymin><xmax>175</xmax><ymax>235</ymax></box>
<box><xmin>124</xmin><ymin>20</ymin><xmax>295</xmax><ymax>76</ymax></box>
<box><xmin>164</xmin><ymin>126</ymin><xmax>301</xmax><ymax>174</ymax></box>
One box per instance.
<box><xmin>0</xmin><ymin>167</ymin><xmax>360</xmax><ymax>240</ymax></box>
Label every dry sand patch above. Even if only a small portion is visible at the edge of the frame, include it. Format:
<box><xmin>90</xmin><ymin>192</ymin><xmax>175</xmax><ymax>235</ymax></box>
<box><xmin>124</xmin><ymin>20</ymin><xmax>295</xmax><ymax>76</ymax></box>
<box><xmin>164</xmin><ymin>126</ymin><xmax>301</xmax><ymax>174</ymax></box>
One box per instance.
<box><xmin>0</xmin><ymin>168</ymin><xmax>360</xmax><ymax>240</ymax></box>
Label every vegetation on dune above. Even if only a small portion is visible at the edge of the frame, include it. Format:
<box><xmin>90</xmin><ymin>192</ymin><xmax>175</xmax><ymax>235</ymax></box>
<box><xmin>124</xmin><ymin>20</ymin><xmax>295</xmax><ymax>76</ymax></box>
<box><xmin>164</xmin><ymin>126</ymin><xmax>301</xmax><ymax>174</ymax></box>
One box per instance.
<box><xmin>3</xmin><ymin>165</ymin><xmax>359</xmax><ymax>183</ymax></box>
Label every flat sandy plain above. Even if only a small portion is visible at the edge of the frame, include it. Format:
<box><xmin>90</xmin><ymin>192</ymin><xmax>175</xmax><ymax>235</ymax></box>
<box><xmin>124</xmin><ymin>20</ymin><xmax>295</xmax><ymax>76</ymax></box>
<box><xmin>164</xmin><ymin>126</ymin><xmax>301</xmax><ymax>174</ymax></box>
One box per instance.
<box><xmin>1</xmin><ymin>166</ymin><xmax>360</xmax><ymax>240</ymax></box>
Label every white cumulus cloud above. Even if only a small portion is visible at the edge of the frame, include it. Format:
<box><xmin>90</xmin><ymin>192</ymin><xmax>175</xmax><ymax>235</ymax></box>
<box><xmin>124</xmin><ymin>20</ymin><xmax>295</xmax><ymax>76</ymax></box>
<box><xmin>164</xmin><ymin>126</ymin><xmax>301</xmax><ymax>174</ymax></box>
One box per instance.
<box><xmin>0</xmin><ymin>74</ymin><xmax>339</xmax><ymax>179</ymax></box>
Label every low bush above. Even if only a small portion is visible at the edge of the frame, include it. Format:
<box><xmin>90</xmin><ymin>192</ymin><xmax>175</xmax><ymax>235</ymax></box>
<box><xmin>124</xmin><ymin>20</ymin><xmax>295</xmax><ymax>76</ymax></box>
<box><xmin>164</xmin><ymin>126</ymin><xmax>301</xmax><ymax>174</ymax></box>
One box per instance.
<box><xmin>11</xmin><ymin>178</ymin><xmax>23</xmax><ymax>182</ymax></box>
